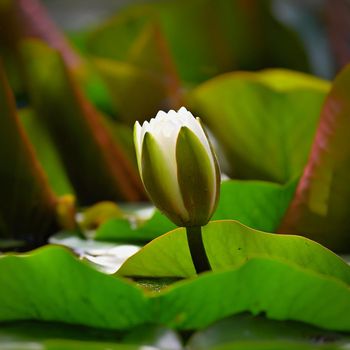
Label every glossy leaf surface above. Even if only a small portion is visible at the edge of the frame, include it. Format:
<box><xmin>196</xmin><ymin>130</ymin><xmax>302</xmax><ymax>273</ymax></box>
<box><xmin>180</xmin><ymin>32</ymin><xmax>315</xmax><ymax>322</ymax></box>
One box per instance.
<box><xmin>94</xmin><ymin>179</ymin><xmax>296</xmax><ymax>242</ymax></box>
<box><xmin>279</xmin><ymin>64</ymin><xmax>350</xmax><ymax>252</ymax></box>
<box><xmin>0</xmin><ymin>246</ymin><xmax>150</xmax><ymax>329</ymax></box>
<box><xmin>117</xmin><ymin>220</ymin><xmax>350</xmax><ymax>280</ymax></box>
<box><xmin>1</xmin><ymin>243</ymin><xmax>350</xmax><ymax>332</ymax></box>
<box><xmin>188</xmin><ymin>69</ymin><xmax>329</xmax><ymax>183</ymax></box>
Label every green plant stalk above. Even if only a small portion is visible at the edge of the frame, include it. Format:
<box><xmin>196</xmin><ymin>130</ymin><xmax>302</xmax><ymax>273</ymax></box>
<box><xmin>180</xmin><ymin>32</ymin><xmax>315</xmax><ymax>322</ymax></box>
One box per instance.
<box><xmin>186</xmin><ymin>226</ymin><xmax>211</xmax><ymax>274</ymax></box>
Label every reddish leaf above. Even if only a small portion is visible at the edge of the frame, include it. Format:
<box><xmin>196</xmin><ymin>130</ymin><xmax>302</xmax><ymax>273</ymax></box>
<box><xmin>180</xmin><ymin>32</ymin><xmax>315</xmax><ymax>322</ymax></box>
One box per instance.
<box><xmin>0</xmin><ymin>63</ymin><xmax>57</xmax><ymax>244</ymax></box>
<box><xmin>21</xmin><ymin>40</ymin><xmax>145</xmax><ymax>205</ymax></box>
<box><xmin>279</xmin><ymin>64</ymin><xmax>350</xmax><ymax>252</ymax></box>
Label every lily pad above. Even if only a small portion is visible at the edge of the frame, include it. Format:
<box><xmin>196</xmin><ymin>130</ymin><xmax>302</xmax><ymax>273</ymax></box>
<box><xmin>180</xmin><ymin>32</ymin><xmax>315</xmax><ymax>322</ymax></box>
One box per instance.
<box><xmin>213</xmin><ymin>179</ymin><xmax>297</xmax><ymax>232</ymax></box>
<box><xmin>156</xmin><ymin>256</ymin><xmax>350</xmax><ymax>331</ymax></box>
<box><xmin>94</xmin><ymin>179</ymin><xmax>296</xmax><ymax>242</ymax></box>
<box><xmin>187</xmin><ymin>314</ymin><xmax>350</xmax><ymax>349</ymax></box>
<box><xmin>117</xmin><ymin>220</ymin><xmax>350</xmax><ymax>280</ymax></box>
<box><xmin>0</xmin><ymin>245</ymin><xmax>149</xmax><ymax>329</ymax></box>
<box><xmin>188</xmin><ymin>69</ymin><xmax>329</xmax><ymax>183</ymax></box>
<box><xmin>95</xmin><ymin>209</ymin><xmax>176</xmax><ymax>242</ymax></box>
<box><xmin>0</xmin><ymin>322</ymin><xmax>182</xmax><ymax>350</ymax></box>
<box><xmin>279</xmin><ymin>64</ymin><xmax>350</xmax><ymax>252</ymax></box>
<box><xmin>1</xmin><ymin>243</ymin><xmax>350</xmax><ymax>332</ymax></box>
<box><xmin>49</xmin><ymin>232</ymin><xmax>140</xmax><ymax>274</ymax></box>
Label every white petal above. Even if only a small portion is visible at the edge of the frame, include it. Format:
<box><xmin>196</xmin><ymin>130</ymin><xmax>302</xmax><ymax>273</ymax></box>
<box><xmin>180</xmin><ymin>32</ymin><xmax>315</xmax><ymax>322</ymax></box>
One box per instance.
<box><xmin>135</xmin><ymin>107</ymin><xmax>219</xmax><ymax>221</ymax></box>
<box><xmin>134</xmin><ymin>121</ymin><xmax>143</xmax><ymax>173</ymax></box>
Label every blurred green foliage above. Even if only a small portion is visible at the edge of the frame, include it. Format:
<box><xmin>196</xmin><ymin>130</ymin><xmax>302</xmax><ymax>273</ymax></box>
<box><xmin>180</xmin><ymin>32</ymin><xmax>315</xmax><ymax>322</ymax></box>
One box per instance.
<box><xmin>1</xmin><ymin>0</ymin><xmax>350</xmax><ymax>348</ymax></box>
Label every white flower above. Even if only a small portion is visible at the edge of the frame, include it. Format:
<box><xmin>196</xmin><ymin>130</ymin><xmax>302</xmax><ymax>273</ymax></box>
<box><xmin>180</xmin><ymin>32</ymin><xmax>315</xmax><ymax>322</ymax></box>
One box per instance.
<box><xmin>134</xmin><ymin>107</ymin><xmax>220</xmax><ymax>227</ymax></box>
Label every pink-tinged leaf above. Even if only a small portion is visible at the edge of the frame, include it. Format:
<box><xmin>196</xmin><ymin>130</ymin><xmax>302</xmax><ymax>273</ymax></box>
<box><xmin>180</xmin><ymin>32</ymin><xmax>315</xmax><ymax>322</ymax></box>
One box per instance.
<box><xmin>279</xmin><ymin>64</ymin><xmax>350</xmax><ymax>252</ymax></box>
<box><xmin>0</xmin><ymin>0</ymin><xmax>81</xmax><ymax>69</ymax></box>
<box><xmin>0</xmin><ymin>63</ymin><xmax>57</xmax><ymax>244</ymax></box>
<box><xmin>21</xmin><ymin>39</ymin><xmax>145</xmax><ymax>205</ymax></box>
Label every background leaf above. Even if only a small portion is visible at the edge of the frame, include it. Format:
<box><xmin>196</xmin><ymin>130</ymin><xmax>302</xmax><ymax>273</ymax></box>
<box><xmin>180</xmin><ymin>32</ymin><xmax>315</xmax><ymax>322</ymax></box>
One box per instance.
<box><xmin>19</xmin><ymin>108</ymin><xmax>74</xmax><ymax>196</ymax></box>
<box><xmin>213</xmin><ymin>179</ymin><xmax>297</xmax><ymax>232</ymax></box>
<box><xmin>86</xmin><ymin>0</ymin><xmax>310</xmax><ymax>86</ymax></box>
<box><xmin>279</xmin><ymin>64</ymin><xmax>350</xmax><ymax>252</ymax></box>
<box><xmin>188</xmin><ymin>69</ymin><xmax>329</xmax><ymax>183</ymax></box>
<box><xmin>0</xmin><ymin>64</ymin><xmax>57</xmax><ymax>243</ymax></box>
<box><xmin>187</xmin><ymin>314</ymin><xmax>350</xmax><ymax>350</ymax></box>
<box><xmin>21</xmin><ymin>39</ymin><xmax>145</xmax><ymax>204</ymax></box>
<box><xmin>0</xmin><ymin>322</ymin><xmax>182</xmax><ymax>350</ymax></box>
<box><xmin>94</xmin><ymin>179</ymin><xmax>296</xmax><ymax>243</ymax></box>
<box><xmin>94</xmin><ymin>209</ymin><xmax>176</xmax><ymax>242</ymax></box>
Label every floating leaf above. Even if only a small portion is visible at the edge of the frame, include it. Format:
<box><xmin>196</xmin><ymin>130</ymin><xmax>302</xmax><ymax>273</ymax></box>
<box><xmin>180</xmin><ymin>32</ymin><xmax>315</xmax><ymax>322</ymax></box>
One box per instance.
<box><xmin>156</xmin><ymin>256</ymin><xmax>350</xmax><ymax>331</ymax></box>
<box><xmin>2</xmin><ymin>243</ymin><xmax>350</xmax><ymax>332</ymax></box>
<box><xmin>0</xmin><ymin>64</ymin><xmax>57</xmax><ymax>243</ymax></box>
<box><xmin>117</xmin><ymin>220</ymin><xmax>350</xmax><ymax>280</ymax></box>
<box><xmin>94</xmin><ymin>179</ymin><xmax>296</xmax><ymax>243</ymax></box>
<box><xmin>49</xmin><ymin>232</ymin><xmax>140</xmax><ymax>274</ymax></box>
<box><xmin>80</xmin><ymin>201</ymin><xmax>124</xmax><ymax>231</ymax></box>
<box><xmin>279</xmin><ymin>64</ymin><xmax>350</xmax><ymax>252</ymax></box>
<box><xmin>0</xmin><ymin>245</ymin><xmax>149</xmax><ymax>329</ymax></box>
<box><xmin>213</xmin><ymin>179</ymin><xmax>297</xmax><ymax>232</ymax></box>
<box><xmin>0</xmin><ymin>321</ymin><xmax>182</xmax><ymax>350</ymax></box>
<box><xmin>187</xmin><ymin>314</ymin><xmax>350</xmax><ymax>349</ymax></box>
<box><xmin>188</xmin><ymin>69</ymin><xmax>329</xmax><ymax>183</ymax></box>
<box><xmin>94</xmin><ymin>209</ymin><xmax>176</xmax><ymax>242</ymax></box>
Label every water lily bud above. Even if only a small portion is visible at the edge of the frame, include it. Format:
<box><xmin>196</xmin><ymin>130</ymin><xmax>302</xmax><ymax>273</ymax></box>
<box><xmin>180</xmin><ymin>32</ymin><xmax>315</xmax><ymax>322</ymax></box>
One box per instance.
<box><xmin>134</xmin><ymin>107</ymin><xmax>220</xmax><ymax>227</ymax></box>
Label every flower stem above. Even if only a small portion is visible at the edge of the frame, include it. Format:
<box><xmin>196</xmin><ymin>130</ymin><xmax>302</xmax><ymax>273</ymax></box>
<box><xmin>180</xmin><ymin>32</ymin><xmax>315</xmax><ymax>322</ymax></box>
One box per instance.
<box><xmin>186</xmin><ymin>226</ymin><xmax>211</xmax><ymax>274</ymax></box>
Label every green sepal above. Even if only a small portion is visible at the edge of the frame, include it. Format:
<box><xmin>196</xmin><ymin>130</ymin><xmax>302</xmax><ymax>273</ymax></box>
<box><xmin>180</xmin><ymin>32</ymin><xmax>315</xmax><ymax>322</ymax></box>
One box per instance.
<box><xmin>198</xmin><ymin>118</ymin><xmax>221</xmax><ymax>214</ymax></box>
<box><xmin>141</xmin><ymin>132</ymin><xmax>187</xmax><ymax>226</ymax></box>
<box><xmin>176</xmin><ymin>126</ymin><xmax>215</xmax><ymax>226</ymax></box>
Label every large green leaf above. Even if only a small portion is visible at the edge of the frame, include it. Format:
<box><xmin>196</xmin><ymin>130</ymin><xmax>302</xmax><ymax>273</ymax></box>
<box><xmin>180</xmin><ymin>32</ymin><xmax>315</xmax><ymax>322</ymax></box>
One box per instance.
<box><xmin>2</xmin><ymin>243</ymin><xmax>350</xmax><ymax>332</ymax></box>
<box><xmin>187</xmin><ymin>314</ymin><xmax>350</xmax><ymax>349</ymax></box>
<box><xmin>188</xmin><ymin>69</ymin><xmax>329</xmax><ymax>183</ymax></box>
<box><xmin>156</xmin><ymin>256</ymin><xmax>350</xmax><ymax>331</ymax></box>
<box><xmin>279</xmin><ymin>64</ymin><xmax>350</xmax><ymax>252</ymax></box>
<box><xmin>0</xmin><ymin>317</ymin><xmax>347</xmax><ymax>350</ymax></box>
<box><xmin>94</xmin><ymin>179</ymin><xmax>296</xmax><ymax>242</ymax></box>
<box><xmin>0</xmin><ymin>245</ymin><xmax>149</xmax><ymax>329</ymax></box>
<box><xmin>20</xmin><ymin>39</ymin><xmax>145</xmax><ymax>204</ymax></box>
<box><xmin>94</xmin><ymin>209</ymin><xmax>176</xmax><ymax>242</ymax></box>
<box><xmin>0</xmin><ymin>322</ymin><xmax>182</xmax><ymax>350</ymax></box>
<box><xmin>0</xmin><ymin>64</ymin><xmax>57</xmax><ymax>243</ymax></box>
<box><xmin>49</xmin><ymin>231</ymin><xmax>140</xmax><ymax>274</ymax></box>
<box><xmin>117</xmin><ymin>220</ymin><xmax>350</xmax><ymax>280</ymax></box>
<box><xmin>86</xmin><ymin>0</ymin><xmax>309</xmax><ymax>85</ymax></box>
<box><xmin>207</xmin><ymin>343</ymin><xmax>338</xmax><ymax>350</ymax></box>
<box><xmin>213</xmin><ymin>179</ymin><xmax>297</xmax><ymax>232</ymax></box>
